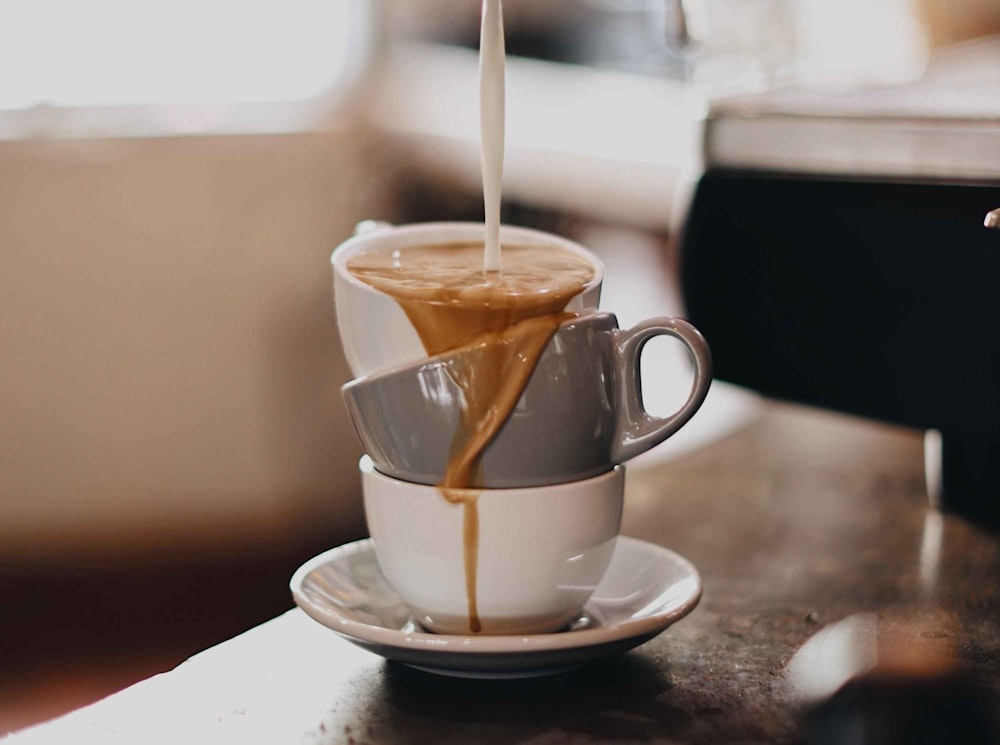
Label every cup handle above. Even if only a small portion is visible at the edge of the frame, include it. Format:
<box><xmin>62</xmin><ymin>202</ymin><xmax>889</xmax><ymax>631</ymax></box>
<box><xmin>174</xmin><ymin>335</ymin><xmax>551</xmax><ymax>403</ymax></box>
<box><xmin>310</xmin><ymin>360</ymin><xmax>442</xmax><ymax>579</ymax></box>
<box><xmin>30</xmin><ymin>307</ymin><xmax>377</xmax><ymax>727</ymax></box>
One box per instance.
<box><xmin>610</xmin><ymin>317</ymin><xmax>713</xmax><ymax>464</ymax></box>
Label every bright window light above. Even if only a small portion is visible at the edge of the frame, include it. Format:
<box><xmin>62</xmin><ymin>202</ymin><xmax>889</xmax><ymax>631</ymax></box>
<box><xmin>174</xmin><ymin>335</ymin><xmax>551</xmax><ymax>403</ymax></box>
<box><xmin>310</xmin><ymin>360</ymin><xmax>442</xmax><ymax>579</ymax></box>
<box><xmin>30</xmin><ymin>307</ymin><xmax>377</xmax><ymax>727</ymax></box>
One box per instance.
<box><xmin>0</xmin><ymin>0</ymin><xmax>360</xmax><ymax>110</ymax></box>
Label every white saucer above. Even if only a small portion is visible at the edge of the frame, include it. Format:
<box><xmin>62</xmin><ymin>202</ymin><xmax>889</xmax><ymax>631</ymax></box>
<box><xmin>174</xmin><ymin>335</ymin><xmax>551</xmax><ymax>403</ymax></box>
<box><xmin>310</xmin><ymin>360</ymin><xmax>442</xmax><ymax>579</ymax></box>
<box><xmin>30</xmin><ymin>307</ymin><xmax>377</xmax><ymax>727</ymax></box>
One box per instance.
<box><xmin>290</xmin><ymin>536</ymin><xmax>701</xmax><ymax>678</ymax></box>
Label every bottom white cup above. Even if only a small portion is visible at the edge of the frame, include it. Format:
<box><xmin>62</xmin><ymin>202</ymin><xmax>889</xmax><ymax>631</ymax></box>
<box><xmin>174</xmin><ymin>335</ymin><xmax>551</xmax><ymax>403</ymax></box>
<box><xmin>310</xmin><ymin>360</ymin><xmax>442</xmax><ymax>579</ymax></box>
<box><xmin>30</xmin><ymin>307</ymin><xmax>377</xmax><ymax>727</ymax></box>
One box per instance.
<box><xmin>360</xmin><ymin>456</ymin><xmax>624</xmax><ymax>635</ymax></box>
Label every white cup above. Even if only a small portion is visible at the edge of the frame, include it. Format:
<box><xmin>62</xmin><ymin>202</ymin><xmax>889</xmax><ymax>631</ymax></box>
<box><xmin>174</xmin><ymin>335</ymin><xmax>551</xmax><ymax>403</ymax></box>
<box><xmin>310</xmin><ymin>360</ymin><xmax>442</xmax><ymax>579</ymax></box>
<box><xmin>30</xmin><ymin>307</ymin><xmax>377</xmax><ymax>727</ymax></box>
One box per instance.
<box><xmin>331</xmin><ymin>222</ymin><xmax>605</xmax><ymax>377</ymax></box>
<box><xmin>360</xmin><ymin>456</ymin><xmax>624</xmax><ymax>635</ymax></box>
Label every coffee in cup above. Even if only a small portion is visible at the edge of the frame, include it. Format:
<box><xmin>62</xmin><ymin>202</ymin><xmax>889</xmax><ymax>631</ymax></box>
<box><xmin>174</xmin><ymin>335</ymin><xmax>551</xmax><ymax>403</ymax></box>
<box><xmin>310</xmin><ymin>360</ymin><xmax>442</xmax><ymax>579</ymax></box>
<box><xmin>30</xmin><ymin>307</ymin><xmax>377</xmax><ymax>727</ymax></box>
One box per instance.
<box><xmin>330</xmin><ymin>222</ymin><xmax>603</xmax><ymax>377</ymax></box>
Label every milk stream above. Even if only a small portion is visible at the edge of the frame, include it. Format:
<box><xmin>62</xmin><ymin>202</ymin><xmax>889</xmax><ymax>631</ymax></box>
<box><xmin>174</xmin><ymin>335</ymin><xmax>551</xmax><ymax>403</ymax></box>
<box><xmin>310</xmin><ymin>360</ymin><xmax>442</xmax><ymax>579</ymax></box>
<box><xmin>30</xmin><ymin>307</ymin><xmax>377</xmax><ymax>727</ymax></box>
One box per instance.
<box><xmin>480</xmin><ymin>0</ymin><xmax>505</xmax><ymax>273</ymax></box>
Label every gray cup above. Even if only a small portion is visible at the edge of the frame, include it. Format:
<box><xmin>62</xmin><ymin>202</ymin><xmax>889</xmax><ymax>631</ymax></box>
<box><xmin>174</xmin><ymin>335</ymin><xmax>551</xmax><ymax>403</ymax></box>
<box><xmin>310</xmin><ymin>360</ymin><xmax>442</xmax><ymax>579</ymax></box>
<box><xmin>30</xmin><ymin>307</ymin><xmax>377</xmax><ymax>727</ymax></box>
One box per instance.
<box><xmin>342</xmin><ymin>312</ymin><xmax>712</xmax><ymax>488</ymax></box>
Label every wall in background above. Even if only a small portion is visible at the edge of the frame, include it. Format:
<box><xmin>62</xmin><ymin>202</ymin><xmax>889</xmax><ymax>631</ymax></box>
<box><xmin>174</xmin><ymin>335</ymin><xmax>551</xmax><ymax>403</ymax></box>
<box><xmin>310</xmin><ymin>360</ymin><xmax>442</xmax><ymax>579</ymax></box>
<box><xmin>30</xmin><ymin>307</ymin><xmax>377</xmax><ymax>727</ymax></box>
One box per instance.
<box><xmin>0</xmin><ymin>129</ymin><xmax>392</xmax><ymax>559</ymax></box>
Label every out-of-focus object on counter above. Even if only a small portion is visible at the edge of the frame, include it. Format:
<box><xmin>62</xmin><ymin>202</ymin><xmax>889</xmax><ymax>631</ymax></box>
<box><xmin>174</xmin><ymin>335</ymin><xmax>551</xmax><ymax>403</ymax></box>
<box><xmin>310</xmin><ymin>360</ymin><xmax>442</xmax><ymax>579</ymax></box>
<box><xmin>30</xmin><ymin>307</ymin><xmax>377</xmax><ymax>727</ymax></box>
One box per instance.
<box><xmin>677</xmin><ymin>36</ymin><xmax>1000</xmax><ymax>527</ymax></box>
<box><xmin>660</xmin><ymin>0</ymin><xmax>927</xmax><ymax>92</ymax></box>
<box><xmin>787</xmin><ymin>614</ymin><xmax>999</xmax><ymax>744</ymax></box>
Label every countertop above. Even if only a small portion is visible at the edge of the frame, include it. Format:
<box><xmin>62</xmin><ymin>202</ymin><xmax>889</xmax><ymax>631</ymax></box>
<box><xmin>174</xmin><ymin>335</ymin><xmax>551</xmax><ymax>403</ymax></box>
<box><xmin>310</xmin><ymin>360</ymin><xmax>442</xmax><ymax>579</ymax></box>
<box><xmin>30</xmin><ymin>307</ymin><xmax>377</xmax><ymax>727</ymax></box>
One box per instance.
<box><xmin>8</xmin><ymin>400</ymin><xmax>1000</xmax><ymax>744</ymax></box>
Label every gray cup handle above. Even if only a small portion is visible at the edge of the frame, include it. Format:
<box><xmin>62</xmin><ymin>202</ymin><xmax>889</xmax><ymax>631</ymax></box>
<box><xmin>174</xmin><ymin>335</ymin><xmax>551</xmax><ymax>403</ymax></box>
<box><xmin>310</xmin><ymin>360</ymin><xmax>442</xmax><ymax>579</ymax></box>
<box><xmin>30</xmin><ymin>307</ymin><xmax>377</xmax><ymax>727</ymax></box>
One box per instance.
<box><xmin>610</xmin><ymin>317</ymin><xmax>713</xmax><ymax>464</ymax></box>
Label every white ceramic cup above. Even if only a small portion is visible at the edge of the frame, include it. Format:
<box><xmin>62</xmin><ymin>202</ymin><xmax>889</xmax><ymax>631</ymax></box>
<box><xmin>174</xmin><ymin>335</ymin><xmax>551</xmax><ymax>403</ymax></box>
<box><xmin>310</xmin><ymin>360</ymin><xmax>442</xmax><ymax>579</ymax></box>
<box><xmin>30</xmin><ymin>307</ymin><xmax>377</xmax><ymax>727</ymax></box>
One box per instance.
<box><xmin>331</xmin><ymin>222</ymin><xmax>605</xmax><ymax>377</ymax></box>
<box><xmin>360</xmin><ymin>456</ymin><xmax>624</xmax><ymax>635</ymax></box>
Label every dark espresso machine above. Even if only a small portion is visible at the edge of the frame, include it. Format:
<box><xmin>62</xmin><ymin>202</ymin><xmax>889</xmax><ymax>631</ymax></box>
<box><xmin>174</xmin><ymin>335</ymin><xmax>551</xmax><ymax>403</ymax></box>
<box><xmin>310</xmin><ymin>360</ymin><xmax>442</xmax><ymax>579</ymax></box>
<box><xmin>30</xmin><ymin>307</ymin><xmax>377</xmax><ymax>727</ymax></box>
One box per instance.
<box><xmin>676</xmin><ymin>40</ymin><xmax>1000</xmax><ymax>527</ymax></box>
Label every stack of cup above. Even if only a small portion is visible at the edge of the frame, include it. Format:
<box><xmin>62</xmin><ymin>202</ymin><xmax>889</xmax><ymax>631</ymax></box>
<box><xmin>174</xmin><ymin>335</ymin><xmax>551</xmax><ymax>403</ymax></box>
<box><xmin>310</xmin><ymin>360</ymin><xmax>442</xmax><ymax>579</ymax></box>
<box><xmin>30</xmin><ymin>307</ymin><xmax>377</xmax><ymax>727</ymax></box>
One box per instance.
<box><xmin>332</xmin><ymin>223</ymin><xmax>712</xmax><ymax>636</ymax></box>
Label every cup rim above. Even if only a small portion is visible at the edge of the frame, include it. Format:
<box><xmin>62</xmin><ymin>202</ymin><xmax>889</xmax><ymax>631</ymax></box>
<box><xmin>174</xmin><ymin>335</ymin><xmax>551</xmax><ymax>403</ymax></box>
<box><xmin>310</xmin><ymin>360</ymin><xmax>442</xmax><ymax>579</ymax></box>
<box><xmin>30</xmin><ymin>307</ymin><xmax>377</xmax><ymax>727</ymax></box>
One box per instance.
<box><xmin>341</xmin><ymin>310</ymin><xmax>618</xmax><ymax>392</ymax></box>
<box><xmin>359</xmin><ymin>454</ymin><xmax>623</xmax><ymax>494</ymax></box>
<box><xmin>330</xmin><ymin>221</ymin><xmax>605</xmax><ymax>295</ymax></box>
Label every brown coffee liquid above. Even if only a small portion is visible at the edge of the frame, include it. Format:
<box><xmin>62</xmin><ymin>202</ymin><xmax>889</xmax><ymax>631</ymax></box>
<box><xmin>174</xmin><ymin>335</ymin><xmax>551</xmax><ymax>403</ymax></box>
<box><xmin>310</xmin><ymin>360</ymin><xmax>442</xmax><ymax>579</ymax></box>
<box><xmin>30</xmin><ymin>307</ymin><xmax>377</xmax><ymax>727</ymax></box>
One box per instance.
<box><xmin>347</xmin><ymin>243</ymin><xmax>594</xmax><ymax>356</ymax></box>
<box><xmin>347</xmin><ymin>242</ymin><xmax>594</xmax><ymax>633</ymax></box>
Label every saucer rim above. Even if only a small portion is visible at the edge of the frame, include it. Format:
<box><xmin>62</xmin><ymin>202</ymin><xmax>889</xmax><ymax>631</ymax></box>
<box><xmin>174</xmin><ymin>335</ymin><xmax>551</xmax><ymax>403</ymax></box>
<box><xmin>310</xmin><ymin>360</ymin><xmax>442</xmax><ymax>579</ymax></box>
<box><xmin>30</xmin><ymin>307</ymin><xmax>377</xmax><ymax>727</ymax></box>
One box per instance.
<box><xmin>290</xmin><ymin>535</ymin><xmax>702</xmax><ymax>656</ymax></box>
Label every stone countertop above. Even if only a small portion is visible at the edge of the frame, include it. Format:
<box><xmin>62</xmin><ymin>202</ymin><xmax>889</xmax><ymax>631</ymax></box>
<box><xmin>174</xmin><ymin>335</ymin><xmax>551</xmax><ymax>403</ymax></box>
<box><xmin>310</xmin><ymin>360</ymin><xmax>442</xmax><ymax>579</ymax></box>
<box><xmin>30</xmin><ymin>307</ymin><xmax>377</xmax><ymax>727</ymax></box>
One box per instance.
<box><xmin>8</xmin><ymin>400</ymin><xmax>1000</xmax><ymax>745</ymax></box>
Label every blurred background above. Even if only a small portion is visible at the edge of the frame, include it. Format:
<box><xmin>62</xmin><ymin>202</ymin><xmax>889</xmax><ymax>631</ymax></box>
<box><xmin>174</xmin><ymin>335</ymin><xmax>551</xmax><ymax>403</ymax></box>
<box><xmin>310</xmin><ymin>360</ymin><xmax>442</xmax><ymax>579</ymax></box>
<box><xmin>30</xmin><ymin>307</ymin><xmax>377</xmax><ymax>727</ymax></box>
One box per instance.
<box><xmin>2</xmin><ymin>0</ymin><xmax>999</xmax><ymax>734</ymax></box>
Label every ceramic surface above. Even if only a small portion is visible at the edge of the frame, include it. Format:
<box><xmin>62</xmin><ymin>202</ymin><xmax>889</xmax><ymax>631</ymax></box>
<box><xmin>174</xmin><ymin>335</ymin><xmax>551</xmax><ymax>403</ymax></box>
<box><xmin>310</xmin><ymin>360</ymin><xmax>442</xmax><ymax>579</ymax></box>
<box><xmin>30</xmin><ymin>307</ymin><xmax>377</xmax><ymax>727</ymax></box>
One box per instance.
<box><xmin>330</xmin><ymin>222</ymin><xmax>604</xmax><ymax>378</ymax></box>
<box><xmin>343</xmin><ymin>313</ymin><xmax>712</xmax><ymax>488</ymax></box>
<box><xmin>361</xmin><ymin>457</ymin><xmax>624</xmax><ymax>635</ymax></box>
<box><xmin>290</xmin><ymin>536</ymin><xmax>702</xmax><ymax>678</ymax></box>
